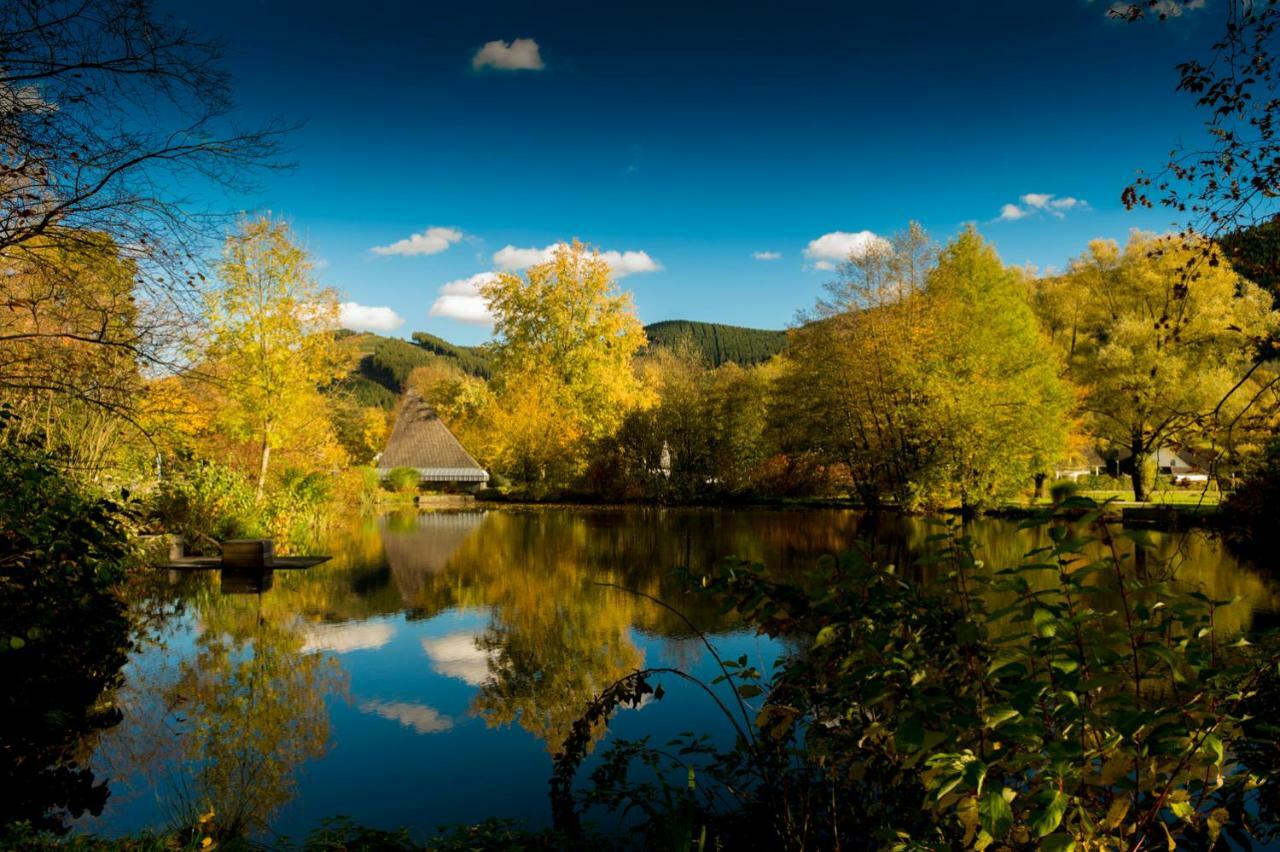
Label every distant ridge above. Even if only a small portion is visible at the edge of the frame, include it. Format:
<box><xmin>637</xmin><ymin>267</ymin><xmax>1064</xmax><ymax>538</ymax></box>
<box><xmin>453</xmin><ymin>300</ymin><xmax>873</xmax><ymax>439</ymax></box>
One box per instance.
<box><xmin>333</xmin><ymin>320</ymin><xmax>786</xmax><ymax>406</ymax></box>
<box><xmin>643</xmin><ymin>320</ymin><xmax>787</xmax><ymax>367</ymax></box>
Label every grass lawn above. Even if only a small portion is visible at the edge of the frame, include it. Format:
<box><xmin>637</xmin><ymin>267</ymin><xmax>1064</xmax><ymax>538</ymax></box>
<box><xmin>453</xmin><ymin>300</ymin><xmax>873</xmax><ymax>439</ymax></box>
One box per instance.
<box><xmin>1030</xmin><ymin>488</ymin><xmax>1222</xmax><ymax>508</ymax></box>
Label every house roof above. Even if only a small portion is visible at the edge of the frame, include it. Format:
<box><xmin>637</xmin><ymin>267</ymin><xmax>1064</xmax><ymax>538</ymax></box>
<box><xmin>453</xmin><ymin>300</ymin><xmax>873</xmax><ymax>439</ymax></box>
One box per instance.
<box><xmin>378</xmin><ymin>393</ymin><xmax>488</xmax><ymax>481</ymax></box>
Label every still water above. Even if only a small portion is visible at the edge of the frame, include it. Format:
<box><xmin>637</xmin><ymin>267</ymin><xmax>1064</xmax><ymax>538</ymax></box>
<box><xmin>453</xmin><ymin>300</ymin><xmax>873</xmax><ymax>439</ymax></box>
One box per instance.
<box><xmin>78</xmin><ymin>507</ymin><xmax>1279</xmax><ymax>842</ymax></box>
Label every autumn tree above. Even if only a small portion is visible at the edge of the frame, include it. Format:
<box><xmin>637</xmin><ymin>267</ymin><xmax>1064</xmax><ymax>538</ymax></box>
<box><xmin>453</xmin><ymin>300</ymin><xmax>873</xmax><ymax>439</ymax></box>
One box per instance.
<box><xmin>0</xmin><ymin>1</ymin><xmax>283</xmax><ymax>408</ymax></box>
<box><xmin>0</xmin><ymin>236</ymin><xmax>146</xmax><ymax>474</ymax></box>
<box><xmin>780</xmin><ymin>225</ymin><xmax>1066</xmax><ymax>510</ymax></box>
<box><xmin>479</xmin><ymin>241</ymin><xmax>647</xmax><ymax>487</ymax></box>
<box><xmin>919</xmin><ymin>227</ymin><xmax>1069</xmax><ymax>510</ymax></box>
<box><xmin>1049</xmin><ymin>233</ymin><xmax>1277</xmax><ymax>501</ymax></box>
<box><xmin>201</xmin><ymin>217</ymin><xmax>346</xmax><ymax>497</ymax></box>
<box><xmin>777</xmin><ymin>223</ymin><xmax>940</xmax><ymax>507</ymax></box>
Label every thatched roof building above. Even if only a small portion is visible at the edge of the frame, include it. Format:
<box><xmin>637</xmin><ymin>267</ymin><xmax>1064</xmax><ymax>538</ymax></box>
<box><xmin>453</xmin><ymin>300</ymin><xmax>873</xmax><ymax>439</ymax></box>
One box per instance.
<box><xmin>377</xmin><ymin>393</ymin><xmax>489</xmax><ymax>486</ymax></box>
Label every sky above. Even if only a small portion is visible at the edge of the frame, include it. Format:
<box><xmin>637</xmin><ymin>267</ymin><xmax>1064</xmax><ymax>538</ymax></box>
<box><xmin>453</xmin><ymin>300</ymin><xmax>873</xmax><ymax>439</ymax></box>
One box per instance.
<box><xmin>158</xmin><ymin>0</ymin><xmax>1221</xmax><ymax>345</ymax></box>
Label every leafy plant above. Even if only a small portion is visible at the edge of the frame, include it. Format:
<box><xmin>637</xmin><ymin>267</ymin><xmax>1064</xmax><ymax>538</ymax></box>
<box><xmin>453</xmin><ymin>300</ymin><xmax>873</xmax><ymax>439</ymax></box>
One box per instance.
<box><xmin>386</xmin><ymin>466</ymin><xmax>420</xmax><ymax>494</ymax></box>
<box><xmin>553</xmin><ymin>500</ymin><xmax>1280</xmax><ymax>849</ymax></box>
<box><xmin>0</xmin><ymin>411</ymin><xmax>138</xmax><ymax>832</ymax></box>
<box><xmin>1049</xmin><ymin>479</ymin><xmax>1079</xmax><ymax>504</ymax></box>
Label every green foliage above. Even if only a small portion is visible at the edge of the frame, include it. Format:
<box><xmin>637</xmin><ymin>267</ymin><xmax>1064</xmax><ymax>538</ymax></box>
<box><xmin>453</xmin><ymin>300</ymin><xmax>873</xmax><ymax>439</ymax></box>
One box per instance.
<box><xmin>554</xmin><ymin>504</ymin><xmax>1280</xmax><ymax>849</ymax></box>
<box><xmin>354</xmin><ymin>335</ymin><xmax>438</xmax><ymax>397</ymax></box>
<box><xmin>386</xmin><ymin>466</ymin><xmax>420</xmax><ymax>494</ymax></box>
<box><xmin>410</xmin><ymin>331</ymin><xmax>493</xmax><ymax>378</ymax></box>
<box><xmin>1220</xmin><ymin>220</ymin><xmax>1280</xmax><ymax>307</ymax></box>
<box><xmin>335</xmin><ymin>374</ymin><xmax>398</xmax><ymax>410</ymax></box>
<box><xmin>1049</xmin><ymin>479</ymin><xmax>1079</xmax><ymax>504</ymax></box>
<box><xmin>149</xmin><ymin>459</ymin><xmax>261</xmax><ymax>551</ymax></box>
<box><xmin>595</xmin><ymin>346</ymin><xmax>784</xmax><ymax>502</ymax></box>
<box><xmin>1223</xmin><ymin>437</ymin><xmax>1280</xmax><ymax>549</ymax></box>
<box><xmin>0</xmin><ymin>414</ymin><xmax>137</xmax><ymax>832</ymax></box>
<box><xmin>644</xmin><ymin>320</ymin><xmax>787</xmax><ymax>367</ymax></box>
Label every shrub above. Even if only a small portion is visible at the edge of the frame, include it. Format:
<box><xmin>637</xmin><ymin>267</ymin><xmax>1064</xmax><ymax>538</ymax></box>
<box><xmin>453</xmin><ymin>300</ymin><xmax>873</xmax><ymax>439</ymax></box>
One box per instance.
<box><xmin>0</xmin><ymin>416</ymin><xmax>137</xmax><ymax>832</ymax></box>
<box><xmin>553</xmin><ymin>504</ymin><xmax>1280</xmax><ymax>849</ymax></box>
<box><xmin>1048</xmin><ymin>479</ymin><xmax>1079</xmax><ymax>504</ymax></box>
<box><xmin>148</xmin><ymin>459</ymin><xmax>259</xmax><ymax>551</ymax></box>
<box><xmin>261</xmin><ymin>468</ymin><xmax>333</xmax><ymax>551</ymax></box>
<box><xmin>386</xmin><ymin>466</ymin><xmax>420</xmax><ymax>494</ymax></box>
<box><xmin>1224</xmin><ymin>437</ymin><xmax>1280</xmax><ymax>548</ymax></box>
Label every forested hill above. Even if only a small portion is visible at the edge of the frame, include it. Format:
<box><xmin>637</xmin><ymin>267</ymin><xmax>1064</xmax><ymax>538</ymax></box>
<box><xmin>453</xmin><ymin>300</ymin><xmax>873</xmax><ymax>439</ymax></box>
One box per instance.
<box><xmin>333</xmin><ymin>320</ymin><xmax>785</xmax><ymax>408</ymax></box>
<box><xmin>643</xmin><ymin>320</ymin><xmax>788</xmax><ymax>366</ymax></box>
<box><xmin>332</xmin><ymin>330</ymin><xmax>492</xmax><ymax>409</ymax></box>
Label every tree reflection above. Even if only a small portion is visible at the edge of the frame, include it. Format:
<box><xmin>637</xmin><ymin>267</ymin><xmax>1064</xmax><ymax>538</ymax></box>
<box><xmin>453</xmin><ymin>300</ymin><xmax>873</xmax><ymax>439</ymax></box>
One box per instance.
<box><xmin>163</xmin><ymin>581</ymin><xmax>344</xmax><ymax>837</ymax></box>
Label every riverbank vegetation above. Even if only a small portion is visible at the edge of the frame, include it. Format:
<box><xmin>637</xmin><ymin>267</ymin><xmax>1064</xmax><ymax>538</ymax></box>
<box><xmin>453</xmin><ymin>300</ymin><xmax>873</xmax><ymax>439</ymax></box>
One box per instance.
<box><xmin>8</xmin><ymin>0</ymin><xmax>1280</xmax><ymax>847</ymax></box>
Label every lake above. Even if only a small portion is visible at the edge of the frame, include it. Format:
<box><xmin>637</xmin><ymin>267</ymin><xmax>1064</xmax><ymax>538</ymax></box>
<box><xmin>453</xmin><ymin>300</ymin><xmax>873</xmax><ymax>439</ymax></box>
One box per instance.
<box><xmin>74</xmin><ymin>507</ymin><xmax>1279</xmax><ymax>842</ymax></box>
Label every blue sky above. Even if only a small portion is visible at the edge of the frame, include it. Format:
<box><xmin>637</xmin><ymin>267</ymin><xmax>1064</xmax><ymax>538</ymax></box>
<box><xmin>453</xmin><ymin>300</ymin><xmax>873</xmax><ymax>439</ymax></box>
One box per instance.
<box><xmin>160</xmin><ymin>0</ymin><xmax>1220</xmax><ymax>345</ymax></box>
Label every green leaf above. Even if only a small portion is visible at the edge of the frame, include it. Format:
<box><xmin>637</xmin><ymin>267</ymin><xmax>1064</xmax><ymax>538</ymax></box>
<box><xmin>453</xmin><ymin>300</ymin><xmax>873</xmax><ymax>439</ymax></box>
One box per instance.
<box><xmin>1041</xmin><ymin>834</ymin><xmax>1075</xmax><ymax>852</ymax></box>
<box><xmin>813</xmin><ymin>625</ymin><xmax>838</xmax><ymax>648</ymax></box>
<box><xmin>736</xmin><ymin>684</ymin><xmax>762</xmax><ymax>699</ymax></box>
<box><xmin>1031</xmin><ymin>791</ymin><xmax>1069</xmax><ymax>837</ymax></box>
<box><xmin>984</xmin><ymin>706</ymin><xmax>1021</xmax><ymax>729</ymax></box>
<box><xmin>979</xmin><ymin>789</ymin><xmax>1014</xmax><ymax>839</ymax></box>
<box><xmin>1204</xmin><ymin>733</ymin><xmax>1224</xmax><ymax>766</ymax></box>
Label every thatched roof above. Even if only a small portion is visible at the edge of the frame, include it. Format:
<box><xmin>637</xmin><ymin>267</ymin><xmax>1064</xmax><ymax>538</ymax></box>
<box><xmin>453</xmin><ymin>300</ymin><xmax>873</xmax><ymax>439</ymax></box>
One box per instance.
<box><xmin>378</xmin><ymin>393</ymin><xmax>488</xmax><ymax>482</ymax></box>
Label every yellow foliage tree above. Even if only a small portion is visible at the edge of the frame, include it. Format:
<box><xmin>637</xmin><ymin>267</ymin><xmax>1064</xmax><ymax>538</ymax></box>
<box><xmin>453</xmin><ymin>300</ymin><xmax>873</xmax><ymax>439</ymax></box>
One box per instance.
<box><xmin>1045</xmin><ymin>233</ymin><xmax>1278</xmax><ymax>500</ymax></box>
<box><xmin>202</xmin><ymin>217</ymin><xmax>347</xmax><ymax>497</ymax></box>
<box><xmin>479</xmin><ymin>241</ymin><xmax>647</xmax><ymax>487</ymax></box>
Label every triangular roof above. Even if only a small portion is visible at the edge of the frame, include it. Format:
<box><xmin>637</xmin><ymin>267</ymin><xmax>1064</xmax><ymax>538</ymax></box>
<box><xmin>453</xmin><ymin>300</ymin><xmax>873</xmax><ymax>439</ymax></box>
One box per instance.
<box><xmin>378</xmin><ymin>393</ymin><xmax>488</xmax><ymax>481</ymax></box>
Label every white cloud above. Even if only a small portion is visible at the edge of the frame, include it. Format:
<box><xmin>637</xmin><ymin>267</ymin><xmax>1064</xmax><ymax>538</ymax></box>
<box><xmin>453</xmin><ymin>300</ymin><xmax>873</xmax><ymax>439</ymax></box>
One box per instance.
<box><xmin>996</xmin><ymin>193</ymin><xmax>1090</xmax><ymax>222</ymax></box>
<box><xmin>360</xmin><ymin>700</ymin><xmax>453</xmax><ymax>734</ymax></box>
<box><xmin>429</xmin><ymin>271</ymin><xmax>497</xmax><ymax>325</ymax></box>
<box><xmin>422</xmin><ymin>631</ymin><xmax>494</xmax><ymax>686</ymax></box>
<box><xmin>472</xmin><ymin>38</ymin><xmax>545</xmax><ymax>71</ymax></box>
<box><xmin>339</xmin><ymin>302</ymin><xmax>405</xmax><ymax>333</ymax></box>
<box><xmin>371</xmin><ymin>226</ymin><xmax>464</xmax><ymax>257</ymax></box>
<box><xmin>804</xmin><ymin>230</ymin><xmax>890</xmax><ymax>268</ymax></box>
<box><xmin>999</xmin><ymin>203</ymin><xmax>1031</xmax><ymax>221</ymax></box>
<box><xmin>753</xmin><ymin>251</ymin><xmax>782</xmax><ymax>261</ymax></box>
<box><xmin>491</xmin><ymin>242</ymin><xmax>662</xmax><ymax>278</ymax></box>
<box><xmin>302</xmin><ymin>621</ymin><xmax>395</xmax><ymax>654</ymax></box>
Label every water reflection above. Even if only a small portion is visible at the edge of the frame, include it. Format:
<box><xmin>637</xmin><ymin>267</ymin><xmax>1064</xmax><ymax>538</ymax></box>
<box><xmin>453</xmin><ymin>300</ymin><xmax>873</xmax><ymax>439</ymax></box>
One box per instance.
<box><xmin>75</xmin><ymin>508</ymin><xmax>1280</xmax><ymax>840</ymax></box>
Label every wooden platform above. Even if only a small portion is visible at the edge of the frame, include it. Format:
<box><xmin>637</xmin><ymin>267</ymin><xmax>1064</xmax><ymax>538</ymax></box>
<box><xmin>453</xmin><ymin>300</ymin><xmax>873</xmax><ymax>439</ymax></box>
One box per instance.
<box><xmin>158</xmin><ymin>555</ymin><xmax>331</xmax><ymax>571</ymax></box>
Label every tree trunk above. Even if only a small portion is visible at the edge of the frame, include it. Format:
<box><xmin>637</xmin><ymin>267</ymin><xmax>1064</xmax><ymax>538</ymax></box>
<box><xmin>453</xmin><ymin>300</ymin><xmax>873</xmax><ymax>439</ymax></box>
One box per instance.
<box><xmin>1129</xmin><ymin>437</ymin><xmax>1149</xmax><ymax>503</ymax></box>
<box><xmin>1033</xmin><ymin>472</ymin><xmax>1046</xmax><ymax>500</ymax></box>
<box><xmin>257</xmin><ymin>433</ymin><xmax>271</xmax><ymax>500</ymax></box>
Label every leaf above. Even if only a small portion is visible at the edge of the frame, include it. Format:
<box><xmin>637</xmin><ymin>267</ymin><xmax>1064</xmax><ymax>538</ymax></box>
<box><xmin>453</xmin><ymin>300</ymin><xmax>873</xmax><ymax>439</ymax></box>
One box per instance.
<box><xmin>984</xmin><ymin>706</ymin><xmax>1021</xmax><ymax>729</ymax></box>
<box><xmin>1104</xmin><ymin>797</ymin><xmax>1130</xmax><ymax>829</ymax></box>
<box><xmin>736</xmin><ymin>684</ymin><xmax>762</xmax><ymax>699</ymax></box>
<box><xmin>1031</xmin><ymin>791</ymin><xmax>1069</xmax><ymax>837</ymax></box>
<box><xmin>979</xmin><ymin>789</ymin><xmax>1014</xmax><ymax>839</ymax></box>
<box><xmin>1204</xmin><ymin>733</ymin><xmax>1224</xmax><ymax>766</ymax></box>
<box><xmin>1040</xmin><ymin>834</ymin><xmax>1075</xmax><ymax>852</ymax></box>
<box><xmin>813</xmin><ymin>625</ymin><xmax>838</xmax><ymax>648</ymax></box>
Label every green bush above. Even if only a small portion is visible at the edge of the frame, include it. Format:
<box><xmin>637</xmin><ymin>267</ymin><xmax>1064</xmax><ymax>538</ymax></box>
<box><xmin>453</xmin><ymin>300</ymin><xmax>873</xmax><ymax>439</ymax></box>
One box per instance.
<box><xmin>148</xmin><ymin>459</ymin><xmax>260</xmax><ymax>551</ymax></box>
<box><xmin>386</xmin><ymin>466</ymin><xmax>420</xmax><ymax>494</ymax></box>
<box><xmin>1048</xmin><ymin>479</ymin><xmax>1079</xmax><ymax>504</ymax></box>
<box><xmin>0</xmin><ymin>415</ymin><xmax>137</xmax><ymax>832</ymax></box>
<box><xmin>553</xmin><ymin>505</ymin><xmax>1280</xmax><ymax>849</ymax></box>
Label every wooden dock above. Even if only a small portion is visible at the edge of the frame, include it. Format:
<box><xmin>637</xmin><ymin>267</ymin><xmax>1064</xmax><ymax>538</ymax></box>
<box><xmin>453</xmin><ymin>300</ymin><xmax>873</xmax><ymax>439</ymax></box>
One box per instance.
<box><xmin>158</xmin><ymin>555</ymin><xmax>330</xmax><ymax>571</ymax></box>
<box><xmin>153</xmin><ymin>537</ymin><xmax>330</xmax><ymax>571</ymax></box>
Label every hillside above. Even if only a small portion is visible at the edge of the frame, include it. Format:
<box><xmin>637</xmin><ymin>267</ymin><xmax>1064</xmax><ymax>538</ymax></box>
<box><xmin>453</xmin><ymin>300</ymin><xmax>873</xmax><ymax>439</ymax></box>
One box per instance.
<box><xmin>644</xmin><ymin>320</ymin><xmax>787</xmax><ymax>367</ymax></box>
<box><xmin>410</xmin><ymin>331</ymin><xmax>492</xmax><ymax>378</ymax></box>
<box><xmin>333</xmin><ymin>320</ymin><xmax>784</xmax><ymax>407</ymax></box>
<box><xmin>333</xmin><ymin>331</ymin><xmax>490</xmax><ymax>409</ymax></box>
